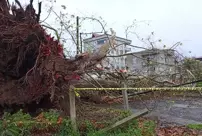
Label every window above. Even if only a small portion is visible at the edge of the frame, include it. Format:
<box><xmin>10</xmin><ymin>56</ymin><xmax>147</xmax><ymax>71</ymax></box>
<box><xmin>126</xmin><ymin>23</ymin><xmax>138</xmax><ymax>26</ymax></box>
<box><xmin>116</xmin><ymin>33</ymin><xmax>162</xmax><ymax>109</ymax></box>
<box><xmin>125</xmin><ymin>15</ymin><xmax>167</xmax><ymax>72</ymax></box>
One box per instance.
<box><xmin>165</xmin><ymin>57</ymin><xmax>168</xmax><ymax>63</ymax></box>
<box><xmin>116</xmin><ymin>50</ymin><xmax>119</xmax><ymax>55</ymax></box>
<box><xmin>120</xmin><ymin>50</ymin><xmax>123</xmax><ymax>55</ymax></box>
<box><xmin>147</xmin><ymin>57</ymin><xmax>151</xmax><ymax>65</ymax></box>
<box><xmin>125</xmin><ymin>48</ymin><xmax>131</xmax><ymax>53</ymax></box>
<box><xmin>97</xmin><ymin>39</ymin><xmax>105</xmax><ymax>45</ymax></box>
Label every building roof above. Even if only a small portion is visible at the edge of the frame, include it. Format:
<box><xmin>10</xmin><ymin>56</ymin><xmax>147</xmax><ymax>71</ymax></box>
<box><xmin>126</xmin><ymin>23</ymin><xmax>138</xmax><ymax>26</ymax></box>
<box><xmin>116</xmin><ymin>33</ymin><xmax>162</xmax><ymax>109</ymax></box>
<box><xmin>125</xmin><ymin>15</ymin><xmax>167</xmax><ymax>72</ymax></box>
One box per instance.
<box><xmin>194</xmin><ymin>57</ymin><xmax>202</xmax><ymax>61</ymax></box>
<box><xmin>83</xmin><ymin>33</ymin><xmax>132</xmax><ymax>44</ymax></box>
<box><xmin>130</xmin><ymin>48</ymin><xmax>175</xmax><ymax>56</ymax></box>
<box><xmin>92</xmin><ymin>33</ymin><xmax>101</xmax><ymax>38</ymax></box>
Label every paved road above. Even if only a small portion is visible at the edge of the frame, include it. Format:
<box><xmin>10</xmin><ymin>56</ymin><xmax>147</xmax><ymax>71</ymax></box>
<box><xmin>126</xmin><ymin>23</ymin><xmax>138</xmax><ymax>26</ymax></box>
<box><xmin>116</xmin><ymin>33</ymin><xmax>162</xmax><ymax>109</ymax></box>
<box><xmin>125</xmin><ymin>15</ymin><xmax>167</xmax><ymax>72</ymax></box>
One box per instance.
<box><xmin>118</xmin><ymin>97</ymin><xmax>202</xmax><ymax>126</ymax></box>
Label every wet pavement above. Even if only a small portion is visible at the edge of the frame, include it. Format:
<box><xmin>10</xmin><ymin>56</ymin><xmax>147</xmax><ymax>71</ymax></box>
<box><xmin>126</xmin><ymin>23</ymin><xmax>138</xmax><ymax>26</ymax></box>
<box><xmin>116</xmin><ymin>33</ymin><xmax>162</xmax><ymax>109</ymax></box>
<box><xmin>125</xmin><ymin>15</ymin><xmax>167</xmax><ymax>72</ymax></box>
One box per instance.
<box><xmin>117</xmin><ymin>97</ymin><xmax>202</xmax><ymax>126</ymax></box>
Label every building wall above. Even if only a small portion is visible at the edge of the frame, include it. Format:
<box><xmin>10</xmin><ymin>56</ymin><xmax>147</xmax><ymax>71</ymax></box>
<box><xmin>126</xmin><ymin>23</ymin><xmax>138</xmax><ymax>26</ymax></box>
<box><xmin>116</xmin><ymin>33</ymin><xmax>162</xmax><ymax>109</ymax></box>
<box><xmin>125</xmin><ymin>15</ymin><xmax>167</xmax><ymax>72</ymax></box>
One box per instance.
<box><xmin>107</xmin><ymin>40</ymin><xmax>126</xmax><ymax>69</ymax></box>
<box><xmin>126</xmin><ymin>49</ymin><xmax>178</xmax><ymax>80</ymax></box>
<box><xmin>83</xmin><ymin>35</ymin><xmax>131</xmax><ymax>70</ymax></box>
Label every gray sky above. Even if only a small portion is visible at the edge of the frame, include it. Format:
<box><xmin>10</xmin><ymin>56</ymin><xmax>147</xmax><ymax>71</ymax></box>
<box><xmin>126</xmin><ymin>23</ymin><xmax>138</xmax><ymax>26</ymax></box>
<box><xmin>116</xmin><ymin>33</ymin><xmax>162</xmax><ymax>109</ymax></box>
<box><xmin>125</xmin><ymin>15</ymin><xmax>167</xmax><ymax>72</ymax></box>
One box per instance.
<box><xmin>12</xmin><ymin>0</ymin><xmax>202</xmax><ymax>57</ymax></box>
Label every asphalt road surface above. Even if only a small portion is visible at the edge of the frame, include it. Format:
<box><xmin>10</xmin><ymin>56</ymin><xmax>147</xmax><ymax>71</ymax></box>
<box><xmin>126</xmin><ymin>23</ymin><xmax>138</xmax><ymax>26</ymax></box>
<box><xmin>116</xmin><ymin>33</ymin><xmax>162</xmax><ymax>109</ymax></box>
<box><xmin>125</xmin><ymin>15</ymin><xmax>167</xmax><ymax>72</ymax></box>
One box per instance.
<box><xmin>118</xmin><ymin>96</ymin><xmax>202</xmax><ymax>126</ymax></box>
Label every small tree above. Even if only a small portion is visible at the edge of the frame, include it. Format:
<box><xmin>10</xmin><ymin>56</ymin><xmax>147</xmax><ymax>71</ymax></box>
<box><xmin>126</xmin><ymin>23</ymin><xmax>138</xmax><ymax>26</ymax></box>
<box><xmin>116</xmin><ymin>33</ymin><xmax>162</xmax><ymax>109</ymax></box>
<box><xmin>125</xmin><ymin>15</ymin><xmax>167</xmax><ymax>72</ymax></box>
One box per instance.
<box><xmin>181</xmin><ymin>58</ymin><xmax>202</xmax><ymax>80</ymax></box>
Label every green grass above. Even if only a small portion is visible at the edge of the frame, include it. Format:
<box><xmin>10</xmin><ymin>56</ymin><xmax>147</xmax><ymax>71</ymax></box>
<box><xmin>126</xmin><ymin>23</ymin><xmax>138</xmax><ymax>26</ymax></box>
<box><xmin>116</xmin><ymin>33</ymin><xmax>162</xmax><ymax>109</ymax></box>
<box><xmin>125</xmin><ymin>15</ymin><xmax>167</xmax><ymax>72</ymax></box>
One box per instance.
<box><xmin>86</xmin><ymin>120</ymin><xmax>156</xmax><ymax>136</ymax></box>
<box><xmin>0</xmin><ymin>109</ymin><xmax>156</xmax><ymax>136</ymax></box>
<box><xmin>196</xmin><ymin>81</ymin><xmax>202</xmax><ymax>87</ymax></box>
<box><xmin>187</xmin><ymin>124</ymin><xmax>202</xmax><ymax>130</ymax></box>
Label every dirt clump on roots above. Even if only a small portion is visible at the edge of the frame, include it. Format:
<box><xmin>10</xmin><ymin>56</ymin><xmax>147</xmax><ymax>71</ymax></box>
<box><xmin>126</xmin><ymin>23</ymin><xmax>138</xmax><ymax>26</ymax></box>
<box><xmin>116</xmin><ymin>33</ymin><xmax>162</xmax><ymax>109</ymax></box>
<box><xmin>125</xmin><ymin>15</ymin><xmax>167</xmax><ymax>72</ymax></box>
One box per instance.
<box><xmin>0</xmin><ymin>0</ymin><xmax>107</xmax><ymax>115</ymax></box>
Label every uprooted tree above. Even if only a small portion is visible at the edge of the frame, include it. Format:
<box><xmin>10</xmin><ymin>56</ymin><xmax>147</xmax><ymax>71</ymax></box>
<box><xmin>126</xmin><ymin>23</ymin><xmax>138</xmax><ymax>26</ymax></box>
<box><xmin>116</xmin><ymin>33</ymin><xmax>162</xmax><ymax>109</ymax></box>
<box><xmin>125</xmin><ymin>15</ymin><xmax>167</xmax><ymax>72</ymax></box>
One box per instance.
<box><xmin>0</xmin><ymin>0</ymin><xmax>116</xmax><ymax>115</ymax></box>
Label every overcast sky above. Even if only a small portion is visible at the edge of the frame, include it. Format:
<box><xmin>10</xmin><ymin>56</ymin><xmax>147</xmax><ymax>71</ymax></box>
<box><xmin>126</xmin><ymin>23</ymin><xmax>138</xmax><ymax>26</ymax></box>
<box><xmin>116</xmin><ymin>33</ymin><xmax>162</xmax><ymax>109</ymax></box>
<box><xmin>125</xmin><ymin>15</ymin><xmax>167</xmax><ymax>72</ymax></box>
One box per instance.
<box><xmin>12</xmin><ymin>0</ymin><xmax>202</xmax><ymax>57</ymax></box>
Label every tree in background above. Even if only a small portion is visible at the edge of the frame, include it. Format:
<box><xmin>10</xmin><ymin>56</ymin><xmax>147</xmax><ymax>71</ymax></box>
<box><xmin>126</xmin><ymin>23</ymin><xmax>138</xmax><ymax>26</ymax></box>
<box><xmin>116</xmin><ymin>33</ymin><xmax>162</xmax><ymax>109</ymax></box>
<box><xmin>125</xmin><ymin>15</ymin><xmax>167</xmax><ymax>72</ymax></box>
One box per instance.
<box><xmin>181</xmin><ymin>58</ymin><xmax>202</xmax><ymax>85</ymax></box>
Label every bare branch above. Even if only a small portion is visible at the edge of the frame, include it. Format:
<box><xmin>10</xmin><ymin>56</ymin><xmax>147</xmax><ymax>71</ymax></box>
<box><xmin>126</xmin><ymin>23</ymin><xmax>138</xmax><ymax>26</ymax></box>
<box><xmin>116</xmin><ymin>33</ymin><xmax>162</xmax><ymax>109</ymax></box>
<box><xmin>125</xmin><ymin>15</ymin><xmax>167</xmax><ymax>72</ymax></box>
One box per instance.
<box><xmin>37</xmin><ymin>2</ymin><xmax>42</xmax><ymax>22</ymax></box>
<box><xmin>15</xmin><ymin>0</ymin><xmax>23</xmax><ymax>10</ymax></box>
<box><xmin>52</xmin><ymin>10</ymin><xmax>77</xmax><ymax>45</ymax></box>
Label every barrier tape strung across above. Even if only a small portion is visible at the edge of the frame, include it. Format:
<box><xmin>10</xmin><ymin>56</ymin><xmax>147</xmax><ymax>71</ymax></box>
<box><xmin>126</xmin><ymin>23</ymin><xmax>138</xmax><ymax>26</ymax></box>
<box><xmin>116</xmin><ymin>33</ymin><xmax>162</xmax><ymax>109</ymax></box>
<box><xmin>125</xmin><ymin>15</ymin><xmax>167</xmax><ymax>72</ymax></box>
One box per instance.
<box><xmin>74</xmin><ymin>87</ymin><xmax>202</xmax><ymax>91</ymax></box>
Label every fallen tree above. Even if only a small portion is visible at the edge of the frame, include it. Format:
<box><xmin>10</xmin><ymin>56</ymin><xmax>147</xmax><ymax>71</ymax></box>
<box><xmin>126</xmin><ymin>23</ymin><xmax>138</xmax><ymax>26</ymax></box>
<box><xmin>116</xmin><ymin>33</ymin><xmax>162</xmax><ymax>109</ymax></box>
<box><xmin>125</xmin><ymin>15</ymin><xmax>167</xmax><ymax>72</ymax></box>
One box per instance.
<box><xmin>0</xmin><ymin>0</ymin><xmax>115</xmax><ymax>115</ymax></box>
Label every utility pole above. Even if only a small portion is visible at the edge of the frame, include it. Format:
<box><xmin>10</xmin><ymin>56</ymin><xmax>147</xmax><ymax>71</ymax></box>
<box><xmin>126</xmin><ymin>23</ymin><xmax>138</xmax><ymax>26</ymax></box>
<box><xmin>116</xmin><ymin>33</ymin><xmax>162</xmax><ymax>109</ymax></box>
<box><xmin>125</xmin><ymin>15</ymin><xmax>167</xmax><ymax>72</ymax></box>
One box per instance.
<box><xmin>80</xmin><ymin>33</ymin><xmax>82</xmax><ymax>53</ymax></box>
<box><xmin>76</xmin><ymin>16</ymin><xmax>79</xmax><ymax>54</ymax></box>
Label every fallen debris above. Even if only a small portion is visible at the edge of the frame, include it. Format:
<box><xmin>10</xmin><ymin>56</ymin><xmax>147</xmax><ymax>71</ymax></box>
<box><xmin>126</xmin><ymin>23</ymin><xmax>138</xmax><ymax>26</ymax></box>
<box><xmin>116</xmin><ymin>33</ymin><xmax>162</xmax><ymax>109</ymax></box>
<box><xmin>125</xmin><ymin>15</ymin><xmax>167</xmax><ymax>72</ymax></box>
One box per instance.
<box><xmin>100</xmin><ymin>108</ymin><xmax>149</xmax><ymax>133</ymax></box>
<box><xmin>157</xmin><ymin>126</ymin><xmax>199</xmax><ymax>136</ymax></box>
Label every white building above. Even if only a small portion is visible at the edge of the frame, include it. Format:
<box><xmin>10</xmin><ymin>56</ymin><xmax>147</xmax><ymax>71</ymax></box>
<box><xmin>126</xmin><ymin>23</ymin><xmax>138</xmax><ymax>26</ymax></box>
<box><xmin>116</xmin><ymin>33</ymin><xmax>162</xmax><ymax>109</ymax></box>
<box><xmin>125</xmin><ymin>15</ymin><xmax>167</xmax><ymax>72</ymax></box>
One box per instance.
<box><xmin>126</xmin><ymin>49</ymin><xmax>179</xmax><ymax>81</ymax></box>
<box><xmin>83</xmin><ymin>33</ymin><xmax>132</xmax><ymax>70</ymax></box>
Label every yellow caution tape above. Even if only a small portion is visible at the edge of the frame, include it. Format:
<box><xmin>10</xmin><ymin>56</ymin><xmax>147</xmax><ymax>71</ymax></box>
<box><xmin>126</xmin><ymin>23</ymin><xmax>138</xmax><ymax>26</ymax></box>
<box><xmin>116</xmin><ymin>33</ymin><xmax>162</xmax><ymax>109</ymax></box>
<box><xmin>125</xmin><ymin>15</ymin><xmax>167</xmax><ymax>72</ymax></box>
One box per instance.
<box><xmin>74</xmin><ymin>87</ymin><xmax>202</xmax><ymax>92</ymax></box>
